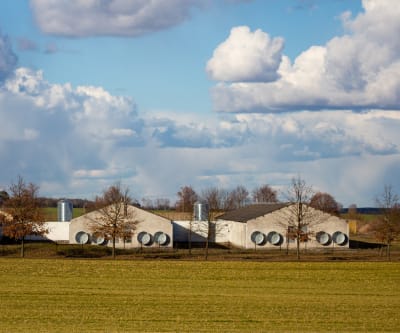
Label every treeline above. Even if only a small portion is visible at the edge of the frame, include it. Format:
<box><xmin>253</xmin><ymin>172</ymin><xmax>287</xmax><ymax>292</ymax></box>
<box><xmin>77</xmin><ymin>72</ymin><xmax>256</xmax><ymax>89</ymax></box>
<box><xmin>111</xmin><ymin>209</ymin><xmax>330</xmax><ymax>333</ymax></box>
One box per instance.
<box><xmin>138</xmin><ymin>184</ymin><xmax>280</xmax><ymax>212</ymax></box>
<box><xmin>36</xmin><ymin>197</ymin><xmax>94</xmax><ymax>209</ymax></box>
<box><xmin>1</xmin><ymin>183</ymin><xmax>342</xmax><ymax>215</ymax></box>
<box><xmin>149</xmin><ymin>184</ymin><xmax>342</xmax><ymax>216</ymax></box>
<box><xmin>341</xmin><ymin>207</ymin><xmax>381</xmax><ymax>214</ymax></box>
<box><xmin>0</xmin><ymin>192</ymin><xmax>94</xmax><ymax>209</ymax></box>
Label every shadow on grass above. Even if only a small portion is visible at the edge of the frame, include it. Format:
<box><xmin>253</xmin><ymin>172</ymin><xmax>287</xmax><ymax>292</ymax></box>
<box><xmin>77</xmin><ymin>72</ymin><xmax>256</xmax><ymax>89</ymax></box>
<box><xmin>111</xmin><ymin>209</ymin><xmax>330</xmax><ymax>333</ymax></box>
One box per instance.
<box><xmin>56</xmin><ymin>244</ymin><xmax>112</xmax><ymax>258</ymax></box>
<box><xmin>349</xmin><ymin>239</ymin><xmax>384</xmax><ymax>249</ymax></box>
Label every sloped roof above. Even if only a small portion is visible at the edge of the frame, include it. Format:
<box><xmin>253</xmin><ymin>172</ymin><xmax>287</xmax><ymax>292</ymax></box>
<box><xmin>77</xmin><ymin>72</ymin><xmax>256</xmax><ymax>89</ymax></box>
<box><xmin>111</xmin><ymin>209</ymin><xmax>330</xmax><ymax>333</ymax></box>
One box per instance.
<box><xmin>218</xmin><ymin>203</ymin><xmax>289</xmax><ymax>222</ymax></box>
<box><xmin>71</xmin><ymin>204</ymin><xmax>172</xmax><ymax>224</ymax></box>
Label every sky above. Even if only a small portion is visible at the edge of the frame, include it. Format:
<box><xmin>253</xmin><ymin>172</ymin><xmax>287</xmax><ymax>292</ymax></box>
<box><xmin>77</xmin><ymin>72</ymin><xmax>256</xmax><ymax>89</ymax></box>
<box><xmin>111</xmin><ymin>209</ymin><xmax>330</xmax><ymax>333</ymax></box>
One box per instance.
<box><xmin>0</xmin><ymin>0</ymin><xmax>399</xmax><ymax>207</ymax></box>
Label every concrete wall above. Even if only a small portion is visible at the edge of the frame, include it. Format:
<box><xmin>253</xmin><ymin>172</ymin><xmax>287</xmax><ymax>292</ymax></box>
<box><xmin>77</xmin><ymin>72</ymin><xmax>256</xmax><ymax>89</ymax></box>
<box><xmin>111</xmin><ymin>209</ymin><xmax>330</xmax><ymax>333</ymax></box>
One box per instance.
<box><xmin>22</xmin><ymin>222</ymin><xmax>70</xmax><ymax>242</ymax></box>
<box><xmin>69</xmin><ymin>205</ymin><xmax>173</xmax><ymax>248</ymax></box>
<box><xmin>173</xmin><ymin>220</ymin><xmax>246</xmax><ymax>248</ymax></box>
<box><xmin>244</xmin><ymin>205</ymin><xmax>349</xmax><ymax>249</ymax></box>
<box><xmin>44</xmin><ymin>222</ymin><xmax>70</xmax><ymax>242</ymax></box>
<box><xmin>173</xmin><ymin>221</ymin><xmax>205</xmax><ymax>243</ymax></box>
<box><xmin>228</xmin><ymin>221</ymin><xmax>247</xmax><ymax>248</ymax></box>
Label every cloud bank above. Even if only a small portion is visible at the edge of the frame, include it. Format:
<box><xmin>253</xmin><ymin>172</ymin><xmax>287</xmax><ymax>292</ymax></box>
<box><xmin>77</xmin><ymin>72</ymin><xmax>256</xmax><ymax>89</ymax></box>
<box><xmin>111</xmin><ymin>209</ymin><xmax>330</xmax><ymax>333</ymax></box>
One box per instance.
<box><xmin>0</xmin><ymin>0</ymin><xmax>399</xmax><ymax>207</ymax></box>
<box><xmin>1</xmin><ymin>65</ymin><xmax>399</xmax><ymax>205</ymax></box>
<box><xmin>208</xmin><ymin>0</ymin><xmax>400</xmax><ymax>112</ymax></box>
<box><xmin>30</xmin><ymin>0</ymin><xmax>205</xmax><ymax>37</ymax></box>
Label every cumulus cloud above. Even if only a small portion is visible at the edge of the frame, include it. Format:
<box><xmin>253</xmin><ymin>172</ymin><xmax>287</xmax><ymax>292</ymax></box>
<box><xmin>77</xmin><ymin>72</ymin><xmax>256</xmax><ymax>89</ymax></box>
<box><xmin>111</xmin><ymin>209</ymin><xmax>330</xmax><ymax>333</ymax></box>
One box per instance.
<box><xmin>0</xmin><ymin>31</ymin><xmax>17</xmax><ymax>81</ymax></box>
<box><xmin>209</xmin><ymin>0</ymin><xmax>400</xmax><ymax>112</ymax></box>
<box><xmin>0</xmin><ymin>65</ymin><xmax>399</xmax><ymax>205</ymax></box>
<box><xmin>30</xmin><ymin>0</ymin><xmax>205</xmax><ymax>37</ymax></box>
<box><xmin>206</xmin><ymin>26</ymin><xmax>284</xmax><ymax>82</ymax></box>
<box><xmin>0</xmin><ymin>67</ymin><xmax>141</xmax><ymax>193</ymax></box>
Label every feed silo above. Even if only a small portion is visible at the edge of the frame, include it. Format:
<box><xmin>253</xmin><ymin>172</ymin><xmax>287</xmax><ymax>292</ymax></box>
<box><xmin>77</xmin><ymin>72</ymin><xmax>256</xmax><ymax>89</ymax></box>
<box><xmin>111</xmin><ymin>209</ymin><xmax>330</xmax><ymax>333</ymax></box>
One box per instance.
<box><xmin>57</xmin><ymin>199</ymin><xmax>73</xmax><ymax>222</ymax></box>
<box><xmin>193</xmin><ymin>202</ymin><xmax>209</xmax><ymax>221</ymax></box>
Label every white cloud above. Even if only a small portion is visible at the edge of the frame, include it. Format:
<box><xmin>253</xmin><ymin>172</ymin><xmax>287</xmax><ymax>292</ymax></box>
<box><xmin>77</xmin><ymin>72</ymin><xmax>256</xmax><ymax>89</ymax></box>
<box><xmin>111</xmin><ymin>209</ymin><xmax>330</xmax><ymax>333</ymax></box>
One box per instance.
<box><xmin>209</xmin><ymin>1</ymin><xmax>400</xmax><ymax>112</ymax></box>
<box><xmin>0</xmin><ymin>66</ymin><xmax>399</xmax><ymax>205</ymax></box>
<box><xmin>206</xmin><ymin>26</ymin><xmax>284</xmax><ymax>82</ymax></box>
<box><xmin>0</xmin><ymin>67</ymin><xmax>140</xmax><ymax>195</ymax></box>
<box><xmin>30</xmin><ymin>0</ymin><xmax>206</xmax><ymax>37</ymax></box>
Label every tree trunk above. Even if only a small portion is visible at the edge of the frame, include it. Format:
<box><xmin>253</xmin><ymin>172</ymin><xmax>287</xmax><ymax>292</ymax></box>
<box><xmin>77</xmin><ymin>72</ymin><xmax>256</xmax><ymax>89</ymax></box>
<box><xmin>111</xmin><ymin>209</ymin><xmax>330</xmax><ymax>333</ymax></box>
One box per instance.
<box><xmin>21</xmin><ymin>237</ymin><xmax>25</xmax><ymax>258</ymax></box>
<box><xmin>112</xmin><ymin>236</ymin><xmax>116</xmax><ymax>259</ymax></box>
<box><xmin>204</xmin><ymin>221</ymin><xmax>210</xmax><ymax>260</ymax></box>
<box><xmin>296</xmin><ymin>236</ymin><xmax>300</xmax><ymax>260</ymax></box>
<box><xmin>286</xmin><ymin>234</ymin><xmax>289</xmax><ymax>255</ymax></box>
<box><xmin>188</xmin><ymin>221</ymin><xmax>192</xmax><ymax>256</ymax></box>
<box><xmin>204</xmin><ymin>237</ymin><xmax>209</xmax><ymax>260</ymax></box>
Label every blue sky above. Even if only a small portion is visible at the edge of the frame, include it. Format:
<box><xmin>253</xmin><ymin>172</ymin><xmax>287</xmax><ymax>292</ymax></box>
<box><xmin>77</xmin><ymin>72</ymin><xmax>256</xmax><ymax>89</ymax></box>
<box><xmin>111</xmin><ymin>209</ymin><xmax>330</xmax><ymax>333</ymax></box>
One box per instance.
<box><xmin>0</xmin><ymin>0</ymin><xmax>399</xmax><ymax>207</ymax></box>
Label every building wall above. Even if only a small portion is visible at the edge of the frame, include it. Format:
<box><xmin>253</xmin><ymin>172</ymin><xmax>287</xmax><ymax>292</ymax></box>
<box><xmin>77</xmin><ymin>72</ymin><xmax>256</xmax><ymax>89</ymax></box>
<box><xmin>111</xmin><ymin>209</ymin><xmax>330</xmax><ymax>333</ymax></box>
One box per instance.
<box><xmin>224</xmin><ymin>221</ymin><xmax>246</xmax><ymax>248</ymax></box>
<box><xmin>172</xmin><ymin>220</ymin><xmax>207</xmax><ymax>243</ymax></box>
<box><xmin>69</xmin><ymin>205</ymin><xmax>173</xmax><ymax>248</ymax></box>
<box><xmin>172</xmin><ymin>220</ymin><xmax>246</xmax><ymax>248</ymax></box>
<box><xmin>13</xmin><ymin>222</ymin><xmax>70</xmax><ymax>242</ymax></box>
<box><xmin>244</xmin><ymin>205</ymin><xmax>349</xmax><ymax>249</ymax></box>
<box><xmin>43</xmin><ymin>222</ymin><xmax>70</xmax><ymax>242</ymax></box>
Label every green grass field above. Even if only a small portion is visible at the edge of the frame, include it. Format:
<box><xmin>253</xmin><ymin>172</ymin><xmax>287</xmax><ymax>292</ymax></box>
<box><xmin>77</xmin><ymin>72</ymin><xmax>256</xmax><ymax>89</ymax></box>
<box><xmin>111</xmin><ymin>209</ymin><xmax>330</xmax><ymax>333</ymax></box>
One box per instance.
<box><xmin>0</xmin><ymin>259</ymin><xmax>399</xmax><ymax>332</ymax></box>
<box><xmin>42</xmin><ymin>207</ymin><xmax>85</xmax><ymax>221</ymax></box>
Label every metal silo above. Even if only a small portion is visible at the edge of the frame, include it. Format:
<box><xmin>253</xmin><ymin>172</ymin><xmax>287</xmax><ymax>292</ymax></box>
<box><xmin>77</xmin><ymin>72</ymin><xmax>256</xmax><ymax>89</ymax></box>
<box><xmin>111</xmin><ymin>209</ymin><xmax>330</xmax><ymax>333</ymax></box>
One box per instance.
<box><xmin>193</xmin><ymin>202</ymin><xmax>209</xmax><ymax>221</ymax></box>
<box><xmin>57</xmin><ymin>199</ymin><xmax>73</xmax><ymax>222</ymax></box>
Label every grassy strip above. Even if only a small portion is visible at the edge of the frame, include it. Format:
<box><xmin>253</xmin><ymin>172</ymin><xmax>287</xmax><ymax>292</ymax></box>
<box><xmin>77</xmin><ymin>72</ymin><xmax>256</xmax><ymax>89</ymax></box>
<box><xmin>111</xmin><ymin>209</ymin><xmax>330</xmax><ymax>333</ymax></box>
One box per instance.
<box><xmin>42</xmin><ymin>207</ymin><xmax>85</xmax><ymax>221</ymax></box>
<box><xmin>1</xmin><ymin>241</ymin><xmax>400</xmax><ymax>261</ymax></box>
<box><xmin>0</xmin><ymin>259</ymin><xmax>399</xmax><ymax>332</ymax></box>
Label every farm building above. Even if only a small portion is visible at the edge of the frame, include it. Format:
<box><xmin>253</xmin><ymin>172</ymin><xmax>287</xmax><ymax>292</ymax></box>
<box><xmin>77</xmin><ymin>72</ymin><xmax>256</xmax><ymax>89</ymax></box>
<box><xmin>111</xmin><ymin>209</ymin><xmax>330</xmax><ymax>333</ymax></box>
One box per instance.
<box><xmin>172</xmin><ymin>203</ymin><xmax>349</xmax><ymax>249</ymax></box>
<box><xmin>1</xmin><ymin>201</ymin><xmax>349</xmax><ymax>250</ymax></box>
<box><xmin>69</xmin><ymin>204</ymin><xmax>173</xmax><ymax>248</ymax></box>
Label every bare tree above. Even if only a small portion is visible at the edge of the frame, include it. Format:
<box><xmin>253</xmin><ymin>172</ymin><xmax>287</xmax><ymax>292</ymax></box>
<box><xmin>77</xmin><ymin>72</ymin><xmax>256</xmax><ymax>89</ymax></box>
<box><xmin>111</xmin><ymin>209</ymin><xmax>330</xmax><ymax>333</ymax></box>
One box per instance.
<box><xmin>192</xmin><ymin>208</ymin><xmax>224</xmax><ymax>260</ymax></box>
<box><xmin>346</xmin><ymin>203</ymin><xmax>363</xmax><ymax>226</ymax></box>
<box><xmin>1</xmin><ymin>176</ymin><xmax>46</xmax><ymax>257</ymax></box>
<box><xmin>227</xmin><ymin>185</ymin><xmax>249</xmax><ymax>209</ymax></box>
<box><xmin>155</xmin><ymin>198</ymin><xmax>171</xmax><ymax>210</ymax></box>
<box><xmin>309</xmin><ymin>192</ymin><xmax>341</xmax><ymax>215</ymax></box>
<box><xmin>200</xmin><ymin>187</ymin><xmax>230</xmax><ymax>211</ymax></box>
<box><xmin>370</xmin><ymin>185</ymin><xmax>400</xmax><ymax>260</ymax></box>
<box><xmin>141</xmin><ymin>197</ymin><xmax>154</xmax><ymax>209</ymax></box>
<box><xmin>201</xmin><ymin>187</ymin><xmax>219</xmax><ymax>211</ymax></box>
<box><xmin>281</xmin><ymin>176</ymin><xmax>316</xmax><ymax>260</ymax></box>
<box><xmin>90</xmin><ymin>182</ymin><xmax>139</xmax><ymax>259</ymax></box>
<box><xmin>348</xmin><ymin>204</ymin><xmax>358</xmax><ymax>217</ymax></box>
<box><xmin>176</xmin><ymin>186</ymin><xmax>198</xmax><ymax>212</ymax></box>
<box><xmin>252</xmin><ymin>184</ymin><xmax>278</xmax><ymax>203</ymax></box>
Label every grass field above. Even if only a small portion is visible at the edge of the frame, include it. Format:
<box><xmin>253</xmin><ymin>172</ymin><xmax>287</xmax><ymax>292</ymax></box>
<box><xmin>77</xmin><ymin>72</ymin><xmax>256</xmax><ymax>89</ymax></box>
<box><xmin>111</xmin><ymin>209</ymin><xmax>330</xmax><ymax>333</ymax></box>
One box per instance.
<box><xmin>42</xmin><ymin>207</ymin><xmax>85</xmax><ymax>221</ymax></box>
<box><xmin>0</xmin><ymin>259</ymin><xmax>399</xmax><ymax>332</ymax></box>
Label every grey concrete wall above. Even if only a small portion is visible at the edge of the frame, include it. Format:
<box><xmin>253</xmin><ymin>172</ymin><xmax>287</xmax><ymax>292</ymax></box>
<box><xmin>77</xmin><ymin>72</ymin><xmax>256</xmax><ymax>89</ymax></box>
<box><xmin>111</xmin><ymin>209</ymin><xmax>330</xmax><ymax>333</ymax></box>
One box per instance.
<box><xmin>69</xmin><ymin>205</ymin><xmax>173</xmax><ymax>248</ymax></box>
<box><xmin>245</xmin><ymin>205</ymin><xmax>349</xmax><ymax>249</ymax></box>
<box><xmin>26</xmin><ymin>222</ymin><xmax>70</xmax><ymax>242</ymax></box>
